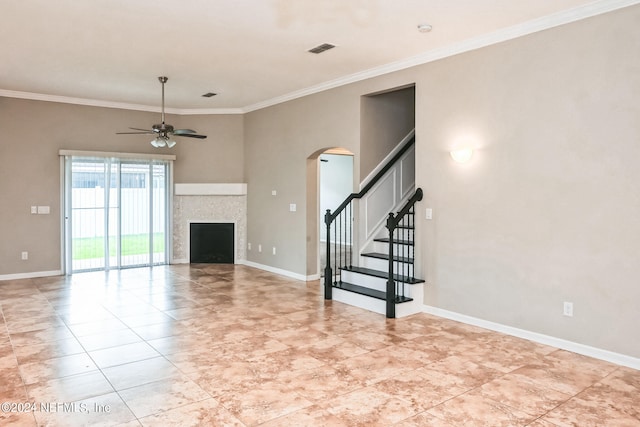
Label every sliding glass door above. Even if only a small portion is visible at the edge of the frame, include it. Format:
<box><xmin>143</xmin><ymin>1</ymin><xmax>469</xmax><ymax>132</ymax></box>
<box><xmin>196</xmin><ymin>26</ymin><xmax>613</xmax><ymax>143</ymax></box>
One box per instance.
<box><xmin>64</xmin><ymin>155</ymin><xmax>171</xmax><ymax>273</ymax></box>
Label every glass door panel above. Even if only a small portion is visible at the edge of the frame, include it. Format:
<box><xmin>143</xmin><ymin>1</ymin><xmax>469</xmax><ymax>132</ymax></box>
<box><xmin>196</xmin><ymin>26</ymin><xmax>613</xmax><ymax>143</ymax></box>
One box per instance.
<box><xmin>66</xmin><ymin>156</ymin><xmax>170</xmax><ymax>273</ymax></box>
<box><xmin>119</xmin><ymin>161</ymin><xmax>151</xmax><ymax>268</ymax></box>
<box><xmin>70</xmin><ymin>158</ymin><xmax>108</xmax><ymax>271</ymax></box>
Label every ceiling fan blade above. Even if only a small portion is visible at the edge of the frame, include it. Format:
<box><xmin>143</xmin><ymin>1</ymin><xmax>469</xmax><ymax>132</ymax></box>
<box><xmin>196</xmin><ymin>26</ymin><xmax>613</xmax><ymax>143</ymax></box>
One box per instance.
<box><xmin>116</xmin><ymin>131</ymin><xmax>155</xmax><ymax>135</ymax></box>
<box><xmin>173</xmin><ymin>129</ymin><xmax>197</xmax><ymax>135</ymax></box>
<box><xmin>174</xmin><ymin>133</ymin><xmax>207</xmax><ymax>139</ymax></box>
<box><xmin>129</xmin><ymin>127</ymin><xmax>155</xmax><ymax>132</ymax></box>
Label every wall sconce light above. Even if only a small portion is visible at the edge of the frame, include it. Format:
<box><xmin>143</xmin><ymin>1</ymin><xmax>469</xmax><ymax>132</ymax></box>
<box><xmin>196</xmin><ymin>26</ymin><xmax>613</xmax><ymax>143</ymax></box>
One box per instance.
<box><xmin>450</xmin><ymin>147</ymin><xmax>473</xmax><ymax>163</ymax></box>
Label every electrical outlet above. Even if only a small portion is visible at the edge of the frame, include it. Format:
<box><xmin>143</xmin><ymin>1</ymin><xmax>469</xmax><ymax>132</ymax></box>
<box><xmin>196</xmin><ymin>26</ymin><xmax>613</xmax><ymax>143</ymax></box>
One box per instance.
<box><xmin>563</xmin><ymin>302</ymin><xmax>574</xmax><ymax>317</ymax></box>
<box><xmin>272</xmin><ymin>247</ymin><xmax>276</xmax><ymax>255</ymax></box>
<box><xmin>21</xmin><ymin>251</ymin><xmax>28</xmax><ymax>260</ymax></box>
<box><xmin>258</xmin><ymin>244</ymin><xmax>262</xmax><ymax>253</ymax></box>
<box><xmin>425</xmin><ymin>208</ymin><xmax>433</xmax><ymax>220</ymax></box>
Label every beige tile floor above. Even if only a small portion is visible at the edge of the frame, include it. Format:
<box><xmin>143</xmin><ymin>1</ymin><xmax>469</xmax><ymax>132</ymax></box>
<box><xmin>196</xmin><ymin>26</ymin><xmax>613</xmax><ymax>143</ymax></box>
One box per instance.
<box><xmin>0</xmin><ymin>264</ymin><xmax>638</xmax><ymax>426</ymax></box>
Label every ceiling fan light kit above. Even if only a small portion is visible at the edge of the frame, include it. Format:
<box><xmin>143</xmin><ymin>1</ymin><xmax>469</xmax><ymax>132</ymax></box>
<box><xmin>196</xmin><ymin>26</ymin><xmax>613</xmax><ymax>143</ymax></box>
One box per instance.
<box><xmin>116</xmin><ymin>76</ymin><xmax>207</xmax><ymax>148</ymax></box>
<box><xmin>151</xmin><ymin>136</ymin><xmax>176</xmax><ymax>148</ymax></box>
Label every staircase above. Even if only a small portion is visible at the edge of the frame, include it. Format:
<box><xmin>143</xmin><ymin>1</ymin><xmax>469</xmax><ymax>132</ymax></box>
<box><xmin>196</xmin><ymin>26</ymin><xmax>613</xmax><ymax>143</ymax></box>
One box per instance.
<box><xmin>324</xmin><ymin>130</ymin><xmax>425</xmax><ymax>318</ymax></box>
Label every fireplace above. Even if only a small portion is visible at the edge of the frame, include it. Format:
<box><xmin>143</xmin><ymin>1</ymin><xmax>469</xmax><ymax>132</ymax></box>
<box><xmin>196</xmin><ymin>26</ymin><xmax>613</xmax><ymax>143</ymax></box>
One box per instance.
<box><xmin>189</xmin><ymin>222</ymin><xmax>235</xmax><ymax>264</ymax></box>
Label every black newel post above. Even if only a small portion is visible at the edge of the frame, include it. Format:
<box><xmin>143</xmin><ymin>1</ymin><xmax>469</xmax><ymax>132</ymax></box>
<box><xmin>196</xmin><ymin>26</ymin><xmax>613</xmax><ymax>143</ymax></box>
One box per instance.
<box><xmin>324</xmin><ymin>209</ymin><xmax>333</xmax><ymax>300</ymax></box>
<box><xmin>386</xmin><ymin>212</ymin><xmax>396</xmax><ymax>318</ymax></box>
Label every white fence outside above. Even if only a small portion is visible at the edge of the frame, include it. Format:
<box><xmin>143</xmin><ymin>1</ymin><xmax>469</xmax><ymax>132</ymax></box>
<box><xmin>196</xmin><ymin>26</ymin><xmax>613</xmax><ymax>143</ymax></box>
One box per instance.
<box><xmin>71</xmin><ymin>188</ymin><xmax>166</xmax><ymax>238</ymax></box>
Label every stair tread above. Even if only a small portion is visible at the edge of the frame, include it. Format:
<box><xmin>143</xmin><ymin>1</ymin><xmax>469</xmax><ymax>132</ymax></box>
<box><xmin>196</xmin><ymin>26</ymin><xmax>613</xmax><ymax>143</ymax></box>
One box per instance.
<box><xmin>362</xmin><ymin>252</ymin><xmax>413</xmax><ymax>263</ymax></box>
<box><xmin>333</xmin><ymin>281</ymin><xmax>413</xmax><ymax>303</ymax></box>
<box><xmin>341</xmin><ymin>266</ymin><xmax>425</xmax><ymax>284</ymax></box>
<box><xmin>374</xmin><ymin>238</ymin><xmax>414</xmax><ymax>246</ymax></box>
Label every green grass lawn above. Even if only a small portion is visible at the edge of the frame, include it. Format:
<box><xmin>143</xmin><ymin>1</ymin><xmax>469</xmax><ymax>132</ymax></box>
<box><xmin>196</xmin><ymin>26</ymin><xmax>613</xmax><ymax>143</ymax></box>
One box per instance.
<box><xmin>72</xmin><ymin>233</ymin><xmax>165</xmax><ymax>260</ymax></box>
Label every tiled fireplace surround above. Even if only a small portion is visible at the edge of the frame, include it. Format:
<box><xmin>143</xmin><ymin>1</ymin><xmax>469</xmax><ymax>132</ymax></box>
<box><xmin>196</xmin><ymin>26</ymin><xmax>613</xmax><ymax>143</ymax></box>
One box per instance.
<box><xmin>172</xmin><ymin>184</ymin><xmax>247</xmax><ymax>265</ymax></box>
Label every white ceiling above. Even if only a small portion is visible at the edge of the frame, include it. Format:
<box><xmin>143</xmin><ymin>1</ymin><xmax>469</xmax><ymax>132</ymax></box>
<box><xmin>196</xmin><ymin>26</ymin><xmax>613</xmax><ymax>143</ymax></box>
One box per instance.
<box><xmin>1</xmin><ymin>0</ymin><xmax>635</xmax><ymax>113</ymax></box>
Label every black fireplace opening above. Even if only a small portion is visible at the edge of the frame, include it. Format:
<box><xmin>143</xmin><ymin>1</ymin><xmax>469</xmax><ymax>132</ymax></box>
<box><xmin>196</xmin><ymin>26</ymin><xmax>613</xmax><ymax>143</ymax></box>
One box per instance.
<box><xmin>190</xmin><ymin>222</ymin><xmax>234</xmax><ymax>264</ymax></box>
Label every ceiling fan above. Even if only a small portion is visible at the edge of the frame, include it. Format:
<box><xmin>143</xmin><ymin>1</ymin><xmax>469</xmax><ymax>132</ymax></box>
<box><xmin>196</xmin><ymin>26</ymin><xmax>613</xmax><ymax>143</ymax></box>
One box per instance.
<box><xmin>117</xmin><ymin>76</ymin><xmax>207</xmax><ymax>148</ymax></box>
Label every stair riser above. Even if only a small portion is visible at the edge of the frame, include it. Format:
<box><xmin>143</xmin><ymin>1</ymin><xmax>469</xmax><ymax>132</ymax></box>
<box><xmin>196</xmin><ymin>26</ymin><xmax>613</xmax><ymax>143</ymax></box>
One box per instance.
<box><xmin>340</xmin><ymin>270</ymin><xmax>419</xmax><ymax>297</ymax></box>
<box><xmin>394</xmin><ymin>227</ymin><xmax>416</xmax><ymax>237</ymax></box>
<box><xmin>374</xmin><ymin>229</ymin><xmax>415</xmax><ymax>241</ymax></box>
<box><xmin>360</xmin><ymin>256</ymin><xmax>414</xmax><ymax>273</ymax></box>
<box><xmin>332</xmin><ymin>288</ymin><xmax>387</xmax><ymax>316</ymax></box>
<box><xmin>332</xmin><ymin>284</ymin><xmax>424</xmax><ymax>318</ymax></box>
<box><xmin>371</xmin><ymin>241</ymin><xmax>415</xmax><ymax>255</ymax></box>
<box><xmin>340</xmin><ymin>271</ymin><xmax>389</xmax><ymax>293</ymax></box>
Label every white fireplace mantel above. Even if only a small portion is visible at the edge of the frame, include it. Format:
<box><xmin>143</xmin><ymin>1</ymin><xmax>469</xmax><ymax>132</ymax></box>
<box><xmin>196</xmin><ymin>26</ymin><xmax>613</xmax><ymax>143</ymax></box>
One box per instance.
<box><xmin>175</xmin><ymin>183</ymin><xmax>247</xmax><ymax>196</ymax></box>
<box><xmin>172</xmin><ymin>183</ymin><xmax>247</xmax><ymax>264</ymax></box>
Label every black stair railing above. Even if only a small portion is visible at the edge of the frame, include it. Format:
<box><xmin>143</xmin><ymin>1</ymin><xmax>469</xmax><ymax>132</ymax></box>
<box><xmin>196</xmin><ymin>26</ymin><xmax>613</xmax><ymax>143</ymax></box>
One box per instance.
<box><xmin>324</xmin><ymin>132</ymin><xmax>415</xmax><ymax>300</ymax></box>
<box><xmin>385</xmin><ymin>188</ymin><xmax>423</xmax><ymax>318</ymax></box>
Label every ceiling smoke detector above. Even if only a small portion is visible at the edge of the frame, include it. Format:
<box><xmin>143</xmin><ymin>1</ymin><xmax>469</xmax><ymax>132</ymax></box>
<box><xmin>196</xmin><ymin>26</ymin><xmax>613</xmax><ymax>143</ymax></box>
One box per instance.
<box><xmin>418</xmin><ymin>23</ymin><xmax>433</xmax><ymax>33</ymax></box>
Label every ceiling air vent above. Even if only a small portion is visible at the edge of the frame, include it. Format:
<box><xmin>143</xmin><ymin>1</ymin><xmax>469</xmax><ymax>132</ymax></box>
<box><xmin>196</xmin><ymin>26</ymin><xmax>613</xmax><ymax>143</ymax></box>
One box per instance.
<box><xmin>308</xmin><ymin>43</ymin><xmax>335</xmax><ymax>54</ymax></box>
<box><xmin>202</xmin><ymin>92</ymin><xmax>217</xmax><ymax>98</ymax></box>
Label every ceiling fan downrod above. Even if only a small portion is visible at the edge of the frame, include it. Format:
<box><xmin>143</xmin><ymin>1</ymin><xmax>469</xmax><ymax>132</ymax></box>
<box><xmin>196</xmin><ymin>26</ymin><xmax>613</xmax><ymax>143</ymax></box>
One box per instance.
<box><xmin>159</xmin><ymin>76</ymin><xmax>168</xmax><ymax>125</ymax></box>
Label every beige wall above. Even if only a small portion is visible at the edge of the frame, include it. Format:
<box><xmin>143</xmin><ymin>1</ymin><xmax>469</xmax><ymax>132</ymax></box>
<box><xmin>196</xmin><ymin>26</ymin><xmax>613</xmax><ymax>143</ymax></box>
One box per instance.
<box><xmin>360</xmin><ymin>86</ymin><xmax>416</xmax><ymax>181</ymax></box>
<box><xmin>170</xmin><ymin>114</ymin><xmax>244</xmax><ymax>183</ymax></box>
<box><xmin>243</xmin><ymin>90</ymin><xmax>358</xmax><ymax>275</ymax></box>
<box><xmin>243</xmin><ymin>72</ymin><xmax>417</xmax><ymax>276</ymax></box>
<box><xmin>414</xmin><ymin>6</ymin><xmax>640</xmax><ymax>358</ymax></box>
<box><xmin>0</xmin><ymin>98</ymin><xmax>244</xmax><ymax>275</ymax></box>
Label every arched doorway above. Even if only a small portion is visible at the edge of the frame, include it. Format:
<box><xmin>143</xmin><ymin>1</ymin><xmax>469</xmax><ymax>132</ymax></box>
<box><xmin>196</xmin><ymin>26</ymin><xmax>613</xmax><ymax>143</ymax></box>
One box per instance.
<box><xmin>306</xmin><ymin>147</ymin><xmax>354</xmax><ymax>279</ymax></box>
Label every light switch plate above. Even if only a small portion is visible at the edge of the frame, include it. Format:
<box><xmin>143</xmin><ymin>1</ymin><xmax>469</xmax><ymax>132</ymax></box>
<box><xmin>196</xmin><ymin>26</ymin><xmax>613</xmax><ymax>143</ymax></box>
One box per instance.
<box><xmin>289</xmin><ymin>204</ymin><xmax>297</xmax><ymax>212</ymax></box>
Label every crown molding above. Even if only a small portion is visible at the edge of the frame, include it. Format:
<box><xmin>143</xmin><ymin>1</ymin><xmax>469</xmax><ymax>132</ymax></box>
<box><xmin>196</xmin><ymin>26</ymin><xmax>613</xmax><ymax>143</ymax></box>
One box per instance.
<box><xmin>2</xmin><ymin>0</ymin><xmax>638</xmax><ymax>115</ymax></box>
<box><xmin>243</xmin><ymin>0</ymin><xmax>640</xmax><ymax>112</ymax></box>
<box><xmin>0</xmin><ymin>89</ymin><xmax>160</xmax><ymax>112</ymax></box>
<box><xmin>0</xmin><ymin>89</ymin><xmax>243</xmax><ymax>115</ymax></box>
<box><xmin>172</xmin><ymin>107</ymin><xmax>244</xmax><ymax>115</ymax></box>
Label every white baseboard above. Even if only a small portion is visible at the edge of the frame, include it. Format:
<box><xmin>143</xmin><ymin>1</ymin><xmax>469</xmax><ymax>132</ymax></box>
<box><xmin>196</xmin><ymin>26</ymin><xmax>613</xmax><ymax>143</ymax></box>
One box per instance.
<box><xmin>0</xmin><ymin>270</ymin><xmax>63</xmax><ymax>282</ymax></box>
<box><xmin>238</xmin><ymin>260</ymin><xmax>320</xmax><ymax>282</ymax></box>
<box><xmin>172</xmin><ymin>258</ymin><xmax>318</xmax><ymax>281</ymax></box>
<box><xmin>422</xmin><ymin>305</ymin><xmax>640</xmax><ymax>371</ymax></box>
